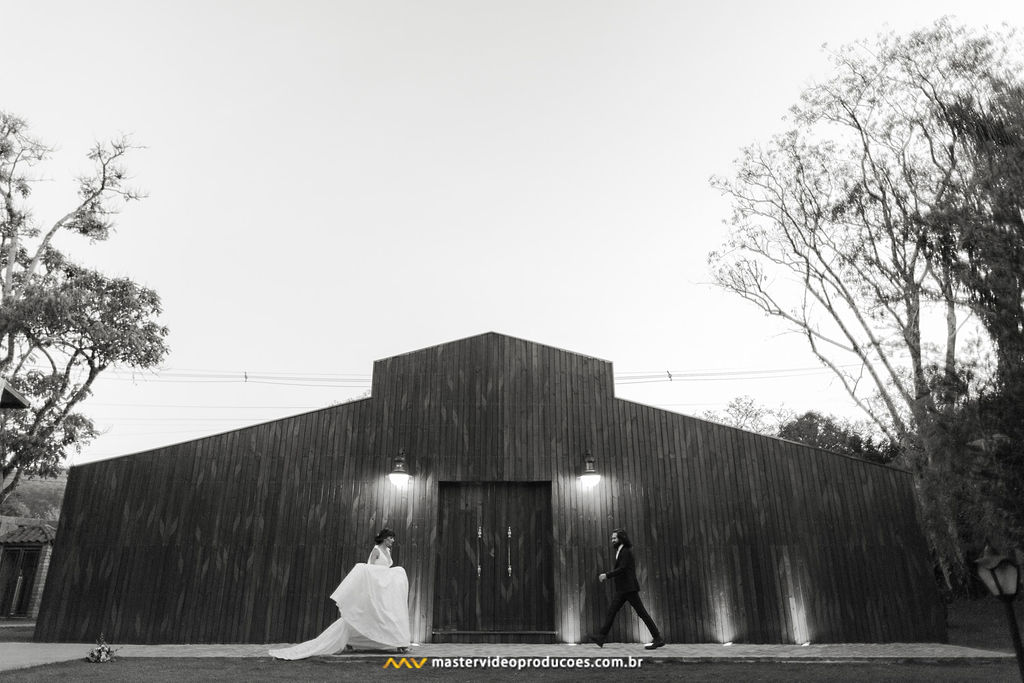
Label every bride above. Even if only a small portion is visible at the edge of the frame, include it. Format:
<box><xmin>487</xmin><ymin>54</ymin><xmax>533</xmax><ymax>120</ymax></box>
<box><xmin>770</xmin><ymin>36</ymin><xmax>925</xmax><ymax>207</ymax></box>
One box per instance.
<box><xmin>269</xmin><ymin>528</ymin><xmax>411</xmax><ymax>659</ymax></box>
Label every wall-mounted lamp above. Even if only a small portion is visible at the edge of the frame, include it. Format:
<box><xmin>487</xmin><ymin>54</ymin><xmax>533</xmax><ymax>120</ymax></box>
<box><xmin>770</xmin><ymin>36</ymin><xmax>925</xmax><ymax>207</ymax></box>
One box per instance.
<box><xmin>389</xmin><ymin>449</ymin><xmax>411</xmax><ymax>488</ymax></box>
<box><xmin>578</xmin><ymin>451</ymin><xmax>600</xmax><ymax>489</ymax></box>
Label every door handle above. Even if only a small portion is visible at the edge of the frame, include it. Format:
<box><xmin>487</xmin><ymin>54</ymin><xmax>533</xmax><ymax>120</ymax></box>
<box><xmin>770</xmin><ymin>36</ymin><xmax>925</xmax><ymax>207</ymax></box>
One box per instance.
<box><xmin>507</xmin><ymin>525</ymin><xmax>512</xmax><ymax>577</ymax></box>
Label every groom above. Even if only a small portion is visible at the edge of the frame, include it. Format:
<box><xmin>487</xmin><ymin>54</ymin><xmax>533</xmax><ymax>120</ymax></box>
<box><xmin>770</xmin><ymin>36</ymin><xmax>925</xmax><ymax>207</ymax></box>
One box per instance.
<box><xmin>590</xmin><ymin>528</ymin><xmax>665</xmax><ymax>649</ymax></box>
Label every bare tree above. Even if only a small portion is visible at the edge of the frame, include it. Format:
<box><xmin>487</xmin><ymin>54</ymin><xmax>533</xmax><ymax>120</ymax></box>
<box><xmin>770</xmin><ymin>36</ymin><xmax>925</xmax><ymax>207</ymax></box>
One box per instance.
<box><xmin>709</xmin><ymin>19</ymin><xmax>1023</xmax><ymax>586</ymax></box>
<box><xmin>701</xmin><ymin>395</ymin><xmax>792</xmax><ymax>435</ymax></box>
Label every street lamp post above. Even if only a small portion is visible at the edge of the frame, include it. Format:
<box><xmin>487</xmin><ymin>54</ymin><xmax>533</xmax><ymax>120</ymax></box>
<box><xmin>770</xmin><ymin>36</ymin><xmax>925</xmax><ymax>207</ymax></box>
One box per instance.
<box><xmin>976</xmin><ymin>546</ymin><xmax>1024</xmax><ymax>682</ymax></box>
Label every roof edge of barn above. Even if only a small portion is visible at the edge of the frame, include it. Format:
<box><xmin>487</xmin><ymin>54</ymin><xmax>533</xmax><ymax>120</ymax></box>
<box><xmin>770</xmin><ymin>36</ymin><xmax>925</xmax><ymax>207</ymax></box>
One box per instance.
<box><xmin>71</xmin><ymin>396</ymin><xmax>376</xmax><ymax>468</ymax></box>
<box><xmin>72</xmin><ymin>333</ymin><xmax>903</xmax><ymax>476</ymax></box>
<box><xmin>71</xmin><ymin>333</ymin><xmax>608</xmax><ymax>468</ymax></box>
<box><xmin>614</xmin><ymin>395</ymin><xmax>913</xmax><ymax>476</ymax></box>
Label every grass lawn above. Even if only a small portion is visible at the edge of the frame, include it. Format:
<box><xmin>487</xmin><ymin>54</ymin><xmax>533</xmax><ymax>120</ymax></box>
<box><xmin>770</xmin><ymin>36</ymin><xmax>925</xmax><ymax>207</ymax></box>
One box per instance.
<box><xmin>0</xmin><ymin>657</ymin><xmax>1019</xmax><ymax>682</ymax></box>
<box><xmin>946</xmin><ymin>596</ymin><xmax>1023</xmax><ymax>652</ymax></box>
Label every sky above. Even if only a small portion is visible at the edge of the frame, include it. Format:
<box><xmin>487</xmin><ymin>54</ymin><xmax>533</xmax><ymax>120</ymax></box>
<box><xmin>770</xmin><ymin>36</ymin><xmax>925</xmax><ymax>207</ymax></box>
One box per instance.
<box><xmin>5</xmin><ymin>1</ymin><xmax>1024</xmax><ymax>465</ymax></box>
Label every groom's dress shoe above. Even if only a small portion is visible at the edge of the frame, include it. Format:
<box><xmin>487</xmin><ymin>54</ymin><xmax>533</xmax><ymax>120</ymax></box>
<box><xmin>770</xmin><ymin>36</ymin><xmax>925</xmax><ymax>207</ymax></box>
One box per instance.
<box><xmin>588</xmin><ymin>634</ymin><xmax>605</xmax><ymax>648</ymax></box>
<box><xmin>644</xmin><ymin>640</ymin><xmax>665</xmax><ymax>650</ymax></box>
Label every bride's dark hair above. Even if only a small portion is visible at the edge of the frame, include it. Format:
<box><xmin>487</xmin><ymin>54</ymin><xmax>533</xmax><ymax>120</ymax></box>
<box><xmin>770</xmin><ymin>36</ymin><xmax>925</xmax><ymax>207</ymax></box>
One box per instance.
<box><xmin>375</xmin><ymin>528</ymin><xmax>396</xmax><ymax>545</ymax></box>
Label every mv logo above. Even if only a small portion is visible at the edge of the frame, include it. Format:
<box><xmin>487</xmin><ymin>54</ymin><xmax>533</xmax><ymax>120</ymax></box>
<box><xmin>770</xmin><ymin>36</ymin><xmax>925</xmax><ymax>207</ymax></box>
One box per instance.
<box><xmin>382</xmin><ymin>657</ymin><xmax>428</xmax><ymax>669</ymax></box>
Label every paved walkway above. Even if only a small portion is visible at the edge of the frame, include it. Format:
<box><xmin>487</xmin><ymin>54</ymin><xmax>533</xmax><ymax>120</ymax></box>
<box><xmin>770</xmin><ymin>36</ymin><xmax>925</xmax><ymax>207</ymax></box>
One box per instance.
<box><xmin>0</xmin><ymin>639</ymin><xmax>1013</xmax><ymax>673</ymax></box>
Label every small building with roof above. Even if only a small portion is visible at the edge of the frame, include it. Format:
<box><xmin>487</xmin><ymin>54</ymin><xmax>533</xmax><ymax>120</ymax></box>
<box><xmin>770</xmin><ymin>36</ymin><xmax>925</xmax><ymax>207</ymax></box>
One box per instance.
<box><xmin>0</xmin><ymin>378</ymin><xmax>30</xmax><ymax>409</ymax></box>
<box><xmin>0</xmin><ymin>519</ymin><xmax>57</xmax><ymax>619</ymax></box>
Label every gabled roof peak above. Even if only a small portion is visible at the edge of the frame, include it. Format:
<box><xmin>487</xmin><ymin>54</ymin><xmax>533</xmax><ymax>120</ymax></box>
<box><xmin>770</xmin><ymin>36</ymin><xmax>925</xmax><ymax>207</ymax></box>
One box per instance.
<box><xmin>375</xmin><ymin>331</ymin><xmax>613</xmax><ymax>365</ymax></box>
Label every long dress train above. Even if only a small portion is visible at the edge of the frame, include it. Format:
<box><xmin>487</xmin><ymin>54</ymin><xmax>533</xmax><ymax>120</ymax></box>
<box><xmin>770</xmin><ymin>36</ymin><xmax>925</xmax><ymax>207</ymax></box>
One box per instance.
<box><xmin>269</xmin><ymin>547</ymin><xmax>410</xmax><ymax>659</ymax></box>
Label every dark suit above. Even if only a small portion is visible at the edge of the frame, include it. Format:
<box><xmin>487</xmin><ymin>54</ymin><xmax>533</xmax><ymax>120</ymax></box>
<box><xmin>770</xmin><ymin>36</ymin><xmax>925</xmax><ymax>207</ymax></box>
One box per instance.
<box><xmin>598</xmin><ymin>545</ymin><xmax>661</xmax><ymax>640</ymax></box>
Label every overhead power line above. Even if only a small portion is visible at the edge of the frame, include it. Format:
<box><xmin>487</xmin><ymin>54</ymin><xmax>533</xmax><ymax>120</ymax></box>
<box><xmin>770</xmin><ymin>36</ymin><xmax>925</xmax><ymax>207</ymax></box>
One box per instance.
<box><xmin>68</xmin><ymin>362</ymin><xmax>860</xmax><ymax>388</ymax></box>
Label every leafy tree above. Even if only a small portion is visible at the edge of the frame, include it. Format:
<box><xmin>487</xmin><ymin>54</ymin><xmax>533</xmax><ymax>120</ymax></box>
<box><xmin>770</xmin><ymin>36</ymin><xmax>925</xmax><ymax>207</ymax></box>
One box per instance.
<box><xmin>0</xmin><ymin>474</ymin><xmax>65</xmax><ymax>519</ymax></box>
<box><xmin>705</xmin><ymin>396</ymin><xmax>899</xmax><ymax>464</ymax></box>
<box><xmin>777</xmin><ymin>411</ymin><xmax>899</xmax><ymax>464</ymax></box>
<box><xmin>0</xmin><ymin>113</ymin><xmax>168</xmax><ymax>504</ymax></box>
<box><xmin>935</xmin><ymin>85</ymin><xmax>1024</xmax><ymax>394</ymax></box>
<box><xmin>934</xmin><ymin>87</ymin><xmax>1024</xmax><ymax>546</ymax></box>
<box><xmin>709</xmin><ymin>19</ymin><xmax>1024</xmax><ymax>588</ymax></box>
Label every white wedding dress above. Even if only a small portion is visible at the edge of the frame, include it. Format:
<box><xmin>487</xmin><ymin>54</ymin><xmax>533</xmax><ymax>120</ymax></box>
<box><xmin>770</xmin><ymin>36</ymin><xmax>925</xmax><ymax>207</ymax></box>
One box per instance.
<box><xmin>269</xmin><ymin>546</ymin><xmax>411</xmax><ymax>659</ymax></box>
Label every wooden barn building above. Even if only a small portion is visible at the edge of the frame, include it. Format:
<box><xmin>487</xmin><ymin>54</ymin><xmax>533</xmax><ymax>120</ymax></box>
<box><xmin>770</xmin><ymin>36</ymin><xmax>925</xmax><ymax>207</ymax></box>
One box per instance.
<box><xmin>35</xmin><ymin>333</ymin><xmax>945</xmax><ymax>644</ymax></box>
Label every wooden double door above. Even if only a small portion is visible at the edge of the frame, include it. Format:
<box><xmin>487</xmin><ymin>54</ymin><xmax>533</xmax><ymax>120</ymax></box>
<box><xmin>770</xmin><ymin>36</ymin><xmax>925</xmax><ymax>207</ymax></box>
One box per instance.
<box><xmin>433</xmin><ymin>482</ymin><xmax>554</xmax><ymax>642</ymax></box>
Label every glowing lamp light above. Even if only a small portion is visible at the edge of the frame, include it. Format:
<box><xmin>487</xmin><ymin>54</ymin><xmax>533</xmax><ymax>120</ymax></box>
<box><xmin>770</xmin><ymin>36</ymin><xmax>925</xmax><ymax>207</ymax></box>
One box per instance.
<box><xmin>389</xmin><ymin>449</ymin><xmax>411</xmax><ymax>488</ymax></box>
<box><xmin>713</xmin><ymin>594</ymin><xmax>737</xmax><ymax>645</ymax></box>
<box><xmin>786</xmin><ymin>591</ymin><xmax>810</xmax><ymax>646</ymax></box>
<box><xmin>578</xmin><ymin>451</ymin><xmax>601</xmax><ymax>488</ymax></box>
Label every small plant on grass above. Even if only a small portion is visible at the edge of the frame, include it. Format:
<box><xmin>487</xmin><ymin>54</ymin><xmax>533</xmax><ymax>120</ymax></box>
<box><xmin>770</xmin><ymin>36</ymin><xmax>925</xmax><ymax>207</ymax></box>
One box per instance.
<box><xmin>85</xmin><ymin>633</ymin><xmax>118</xmax><ymax>663</ymax></box>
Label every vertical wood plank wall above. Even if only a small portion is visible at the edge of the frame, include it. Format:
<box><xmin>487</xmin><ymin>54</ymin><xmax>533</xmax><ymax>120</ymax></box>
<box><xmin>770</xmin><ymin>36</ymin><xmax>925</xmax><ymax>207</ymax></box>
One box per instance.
<box><xmin>34</xmin><ymin>333</ymin><xmax>945</xmax><ymax>643</ymax></box>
